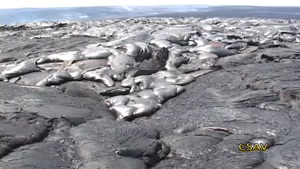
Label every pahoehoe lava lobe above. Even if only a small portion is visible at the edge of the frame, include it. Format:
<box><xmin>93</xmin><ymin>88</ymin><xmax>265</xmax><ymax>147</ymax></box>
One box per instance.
<box><xmin>1</xmin><ymin>17</ymin><xmax>300</xmax><ymax>168</ymax></box>
<box><xmin>69</xmin><ymin>119</ymin><xmax>170</xmax><ymax>168</ymax></box>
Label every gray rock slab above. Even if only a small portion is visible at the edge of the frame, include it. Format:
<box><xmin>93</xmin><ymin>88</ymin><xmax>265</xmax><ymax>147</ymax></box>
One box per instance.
<box><xmin>0</xmin><ymin>142</ymin><xmax>71</xmax><ymax>169</ymax></box>
<box><xmin>0</xmin><ymin>82</ymin><xmax>115</xmax><ymax>123</ymax></box>
<box><xmin>69</xmin><ymin>118</ymin><xmax>169</xmax><ymax>167</ymax></box>
<box><xmin>0</xmin><ymin>112</ymin><xmax>50</xmax><ymax>158</ymax></box>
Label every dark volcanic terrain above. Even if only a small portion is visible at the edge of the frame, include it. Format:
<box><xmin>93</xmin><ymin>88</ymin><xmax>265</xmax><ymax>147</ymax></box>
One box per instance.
<box><xmin>0</xmin><ymin>17</ymin><xmax>300</xmax><ymax>169</ymax></box>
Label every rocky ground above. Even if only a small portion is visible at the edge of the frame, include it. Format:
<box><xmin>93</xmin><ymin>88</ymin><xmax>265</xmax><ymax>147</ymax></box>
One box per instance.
<box><xmin>0</xmin><ymin>17</ymin><xmax>300</xmax><ymax>169</ymax></box>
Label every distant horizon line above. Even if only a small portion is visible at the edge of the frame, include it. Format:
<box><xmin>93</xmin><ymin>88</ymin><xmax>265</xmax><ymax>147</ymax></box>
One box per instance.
<box><xmin>1</xmin><ymin>4</ymin><xmax>300</xmax><ymax>10</ymax></box>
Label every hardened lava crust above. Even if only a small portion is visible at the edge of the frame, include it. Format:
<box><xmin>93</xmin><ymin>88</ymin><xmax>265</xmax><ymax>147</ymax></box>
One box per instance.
<box><xmin>0</xmin><ymin>17</ymin><xmax>300</xmax><ymax>169</ymax></box>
